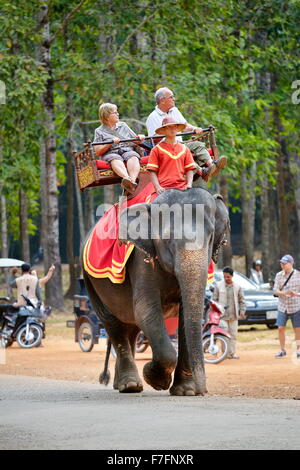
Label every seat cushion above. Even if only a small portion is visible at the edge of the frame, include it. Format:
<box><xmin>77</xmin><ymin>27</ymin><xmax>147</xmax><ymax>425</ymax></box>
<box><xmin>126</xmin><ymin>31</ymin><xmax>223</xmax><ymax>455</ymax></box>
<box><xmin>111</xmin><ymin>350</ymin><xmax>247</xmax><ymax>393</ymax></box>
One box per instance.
<box><xmin>96</xmin><ymin>156</ymin><xmax>149</xmax><ymax>170</ymax></box>
<box><xmin>95</xmin><ymin>150</ymin><xmax>213</xmax><ymax>170</ymax></box>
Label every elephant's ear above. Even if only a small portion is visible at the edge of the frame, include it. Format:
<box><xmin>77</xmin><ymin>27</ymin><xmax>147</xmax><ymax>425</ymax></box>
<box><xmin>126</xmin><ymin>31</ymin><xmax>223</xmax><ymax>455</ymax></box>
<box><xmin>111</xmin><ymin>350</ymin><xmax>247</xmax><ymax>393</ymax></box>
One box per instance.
<box><xmin>119</xmin><ymin>203</ymin><xmax>156</xmax><ymax>258</ymax></box>
<box><xmin>212</xmin><ymin>194</ymin><xmax>231</xmax><ymax>263</ymax></box>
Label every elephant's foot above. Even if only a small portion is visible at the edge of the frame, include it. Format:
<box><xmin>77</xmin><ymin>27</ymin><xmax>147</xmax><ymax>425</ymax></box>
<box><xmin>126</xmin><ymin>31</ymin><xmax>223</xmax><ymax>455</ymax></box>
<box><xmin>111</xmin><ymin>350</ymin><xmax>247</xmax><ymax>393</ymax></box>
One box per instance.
<box><xmin>170</xmin><ymin>372</ymin><xmax>207</xmax><ymax>396</ymax></box>
<box><xmin>119</xmin><ymin>378</ymin><xmax>143</xmax><ymax>393</ymax></box>
<box><xmin>114</xmin><ymin>357</ymin><xmax>143</xmax><ymax>393</ymax></box>
<box><xmin>116</xmin><ymin>372</ymin><xmax>143</xmax><ymax>393</ymax></box>
<box><xmin>143</xmin><ymin>361</ymin><xmax>174</xmax><ymax>391</ymax></box>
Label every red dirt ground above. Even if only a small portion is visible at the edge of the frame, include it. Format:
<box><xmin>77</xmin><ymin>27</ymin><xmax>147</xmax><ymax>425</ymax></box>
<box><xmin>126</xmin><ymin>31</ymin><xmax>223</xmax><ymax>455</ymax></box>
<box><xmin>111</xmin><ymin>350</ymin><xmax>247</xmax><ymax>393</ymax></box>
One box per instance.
<box><xmin>1</xmin><ymin>335</ymin><xmax>300</xmax><ymax>400</ymax></box>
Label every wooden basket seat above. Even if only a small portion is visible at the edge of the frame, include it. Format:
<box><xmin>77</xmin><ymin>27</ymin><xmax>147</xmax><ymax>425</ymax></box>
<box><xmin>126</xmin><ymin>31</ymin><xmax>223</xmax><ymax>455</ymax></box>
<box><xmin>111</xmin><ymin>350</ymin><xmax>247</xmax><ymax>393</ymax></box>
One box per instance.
<box><xmin>74</xmin><ymin>138</ymin><xmax>215</xmax><ymax>192</ymax></box>
<box><xmin>73</xmin><ymin>141</ymin><xmax>147</xmax><ymax>191</ymax></box>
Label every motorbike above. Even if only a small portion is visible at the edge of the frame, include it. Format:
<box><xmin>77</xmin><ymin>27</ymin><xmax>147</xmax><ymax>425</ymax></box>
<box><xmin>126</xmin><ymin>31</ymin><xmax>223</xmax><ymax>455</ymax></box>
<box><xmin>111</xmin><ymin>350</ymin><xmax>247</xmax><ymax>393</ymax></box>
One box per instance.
<box><xmin>202</xmin><ymin>298</ymin><xmax>230</xmax><ymax>364</ymax></box>
<box><xmin>135</xmin><ymin>298</ymin><xmax>230</xmax><ymax>364</ymax></box>
<box><xmin>0</xmin><ymin>295</ymin><xmax>51</xmax><ymax>349</ymax></box>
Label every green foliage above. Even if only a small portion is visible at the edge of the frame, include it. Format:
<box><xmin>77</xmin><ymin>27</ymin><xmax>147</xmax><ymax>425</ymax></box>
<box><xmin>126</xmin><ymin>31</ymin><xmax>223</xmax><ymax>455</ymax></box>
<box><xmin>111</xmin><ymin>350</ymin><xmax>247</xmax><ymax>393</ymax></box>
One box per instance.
<box><xmin>0</xmin><ymin>0</ymin><xmax>299</xmax><ymax>248</ymax></box>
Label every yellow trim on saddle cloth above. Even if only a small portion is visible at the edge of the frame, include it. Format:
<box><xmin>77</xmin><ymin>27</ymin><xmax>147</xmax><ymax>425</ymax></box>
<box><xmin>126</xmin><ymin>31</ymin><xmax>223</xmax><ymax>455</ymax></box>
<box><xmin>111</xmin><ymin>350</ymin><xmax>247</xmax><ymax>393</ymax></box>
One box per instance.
<box><xmin>83</xmin><ymin>233</ymin><xmax>135</xmax><ymax>284</ymax></box>
<box><xmin>156</xmin><ymin>144</ymin><xmax>186</xmax><ymax>160</ymax></box>
<box><xmin>207</xmin><ymin>272</ymin><xmax>214</xmax><ymax>285</ymax></box>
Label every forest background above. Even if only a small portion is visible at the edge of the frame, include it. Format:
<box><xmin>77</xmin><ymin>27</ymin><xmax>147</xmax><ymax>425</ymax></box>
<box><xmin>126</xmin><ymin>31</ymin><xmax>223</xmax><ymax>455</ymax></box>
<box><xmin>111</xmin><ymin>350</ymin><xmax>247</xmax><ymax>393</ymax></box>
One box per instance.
<box><xmin>0</xmin><ymin>0</ymin><xmax>299</xmax><ymax>308</ymax></box>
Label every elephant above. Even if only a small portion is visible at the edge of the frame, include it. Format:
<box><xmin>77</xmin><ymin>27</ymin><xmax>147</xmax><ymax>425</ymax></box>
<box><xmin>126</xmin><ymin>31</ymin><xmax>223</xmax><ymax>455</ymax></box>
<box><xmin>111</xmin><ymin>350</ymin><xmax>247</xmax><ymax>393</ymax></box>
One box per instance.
<box><xmin>83</xmin><ymin>187</ymin><xmax>230</xmax><ymax>396</ymax></box>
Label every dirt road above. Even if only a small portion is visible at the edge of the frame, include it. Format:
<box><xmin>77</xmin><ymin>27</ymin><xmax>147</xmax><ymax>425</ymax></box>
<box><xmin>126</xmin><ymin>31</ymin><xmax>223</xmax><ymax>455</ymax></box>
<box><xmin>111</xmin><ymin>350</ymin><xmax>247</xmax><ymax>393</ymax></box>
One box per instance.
<box><xmin>1</xmin><ymin>374</ymin><xmax>300</xmax><ymax>450</ymax></box>
<box><xmin>1</xmin><ymin>334</ymin><xmax>300</xmax><ymax>399</ymax></box>
<box><xmin>1</xmin><ymin>324</ymin><xmax>300</xmax><ymax>450</ymax></box>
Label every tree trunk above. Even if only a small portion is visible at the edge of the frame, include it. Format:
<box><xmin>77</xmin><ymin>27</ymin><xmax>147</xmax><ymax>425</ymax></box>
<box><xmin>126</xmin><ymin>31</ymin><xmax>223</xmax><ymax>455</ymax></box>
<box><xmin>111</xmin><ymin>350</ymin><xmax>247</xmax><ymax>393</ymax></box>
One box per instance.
<box><xmin>272</xmin><ymin>75</ymin><xmax>300</xmax><ymax>264</ymax></box>
<box><xmin>64</xmin><ymin>100</ymin><xmax>77</xmax><ymax>297</ymax></box>
<box><xmin>103</xmin><ymin>185</ymin><xmax>116</xmax><ymax>205</ymax></box>
<box><xmin>295</xmin><ymin>154</ymin><xmax>300</xmax><ymax>227</ymax></box>
<box><xmin>38</xmin><ymin>1</ymin><xmax>64</xmax><ymax>309</ymax></box>
<box><xmin>65</xmin><ymin>136</ymin><xmax>79</xmax><ymax>298</ymax></box>
<box><xmin>293</xmin><ymin>151</ymin><xmax>300</xmax><ymax>266</ymax></box>
<box><xmin>39</xmin><ymin>139</ymin><xmax>48</xmax><ymax>268</ymax></box>
<box><xmin>0</xmin><ymin>146</ymin><xmax>11</xmax><ymax>296</ymax></box>
<box><xmin>276</xmin><ymin>148</ymin><xmax>290</xmax><ymax>254</ymax></box>
<box><xmin>0</xmin><ymin>194</ymin><xmax>8</xmax><ymax>259</ymax></box>
<box><xmin>63</xmin><ymin>28</ymin><xmax>81</xmax><ymax>299</ymax></box>
<box><xmin>257</xmin><ymin>71</ymin><xmax>272</xmax><ymax>282</ymax></box>
<box><xmin>81</xmin><ymin>118</ymin><xmax>95</xmax><ymax>233</ymax></box>
<box><xmin>74</xmin><ymin>176</ymin><xmax>85</xmax><ymax>244</ymax></box>
<box><xmin>271</xmin><ymin>73</ymin><xmax>290</xmax><ymax>256</ymax></box>
<box><xmin>241</xmin><ymin>165</ymin><xmax>256</xmax><ymax>277</ymax></box>
<box><xmin>268</xmin><ymin>188</ymin><xmax>280</xmax><ymax>280</ymax></box>
<box><xmin>84</xmin><ymin>190</ymin><xmax>95</xmax><ymax>233</ymax></box>
<box><xmin>260</xmin><ymin>180</ymin><xmax>271</xmax><ymax>282</ymax></box>
<box><xmin>286</xmin><ymin>149</ymin><xmax>300</xmax><ymax>266</ymax></box>
<box><xmin>0</xmin><ymin>145</ymin><xmax>8</xmax><ymax>258</ymax></box>
<box><xmin>19</xmin><ymin>188</ymin><xmax>30</xmax><ymax>262</ymax></box>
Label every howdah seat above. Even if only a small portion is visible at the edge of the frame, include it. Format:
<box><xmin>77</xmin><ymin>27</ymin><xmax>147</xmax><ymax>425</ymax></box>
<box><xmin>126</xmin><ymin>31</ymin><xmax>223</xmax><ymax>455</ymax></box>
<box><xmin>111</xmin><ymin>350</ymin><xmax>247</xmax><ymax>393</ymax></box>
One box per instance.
<box><xmin>73</xmin><ymin>126</ymin><xmax>218</xmax><ymax>191</ymax></box>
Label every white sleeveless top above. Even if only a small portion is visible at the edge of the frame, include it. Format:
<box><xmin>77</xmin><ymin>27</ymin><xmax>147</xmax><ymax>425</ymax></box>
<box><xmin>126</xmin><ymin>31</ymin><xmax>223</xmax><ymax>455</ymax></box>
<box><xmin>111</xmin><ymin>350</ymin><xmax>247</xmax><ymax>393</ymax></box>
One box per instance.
<box><xmin>15</xmin><ymin>274</ymin><xmax>39</xmax><ymax>307</ymax></box>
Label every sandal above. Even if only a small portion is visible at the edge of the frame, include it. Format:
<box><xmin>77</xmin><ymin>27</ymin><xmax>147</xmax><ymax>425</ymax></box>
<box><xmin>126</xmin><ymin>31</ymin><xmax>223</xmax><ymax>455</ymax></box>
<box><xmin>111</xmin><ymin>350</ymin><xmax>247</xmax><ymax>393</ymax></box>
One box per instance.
<box><xmin>121</xmin><ymin>177</ymin><xmax>137</xmax><ymax>195</ymax></box>
<box><xmin>210</xmin><ymin>156</ymin><xmax>227</xmax><ymax>177</ymax></box>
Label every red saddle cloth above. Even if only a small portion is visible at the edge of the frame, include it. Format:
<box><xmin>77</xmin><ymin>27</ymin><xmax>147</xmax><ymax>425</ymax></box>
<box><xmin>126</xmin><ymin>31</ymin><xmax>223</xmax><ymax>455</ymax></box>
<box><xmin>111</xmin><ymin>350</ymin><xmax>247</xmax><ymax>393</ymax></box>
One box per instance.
<box><xmin>207</xmin><ymin>259</ymin><xmax>214</xmax><ymax>284</ymax></box>
<box><xmin>83</xmin><ymin>182</ymin><xmax>157</xmax><ymax>283</ymax></box>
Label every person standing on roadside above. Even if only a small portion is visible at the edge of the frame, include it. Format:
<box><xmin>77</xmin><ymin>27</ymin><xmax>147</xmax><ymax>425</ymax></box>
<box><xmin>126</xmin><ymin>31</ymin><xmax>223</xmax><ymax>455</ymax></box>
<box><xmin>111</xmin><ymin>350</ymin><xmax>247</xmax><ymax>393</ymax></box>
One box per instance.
<box><xmin>273</xmin><ymin>255</ymin><xmax>300</xmax><ymax>359</ymax></box>
<box><xmin>9</xmin><ymin>263</ymin><xmax>42</xmax><ymax>308</ymax></box>
<box><xmin>213</xmin><ymin>266</ymin><xmax>246</xmax><ymax>359</ymax></box>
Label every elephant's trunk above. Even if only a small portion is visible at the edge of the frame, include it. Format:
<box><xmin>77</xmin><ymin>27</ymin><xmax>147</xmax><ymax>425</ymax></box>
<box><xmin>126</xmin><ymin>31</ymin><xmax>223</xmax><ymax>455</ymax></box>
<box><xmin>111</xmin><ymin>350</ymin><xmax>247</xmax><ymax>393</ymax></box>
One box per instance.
<box><xmin>176</xmin><ymin>248</ymin><xmax>208</xmax><ymax>395</ymax></box>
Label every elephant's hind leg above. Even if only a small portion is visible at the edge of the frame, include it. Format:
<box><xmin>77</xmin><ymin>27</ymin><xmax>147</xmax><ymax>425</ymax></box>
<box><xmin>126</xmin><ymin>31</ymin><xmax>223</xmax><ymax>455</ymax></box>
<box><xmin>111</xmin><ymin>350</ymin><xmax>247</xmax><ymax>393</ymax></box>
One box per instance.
<box><xmin>109</xmin><ymin>321</ymin><xmax>143</xmax><ymax>393</ymax></box>
<box><xmin>83</xmin><ymin>274</ymin><xmax>143</xmax><ymax>393</ymax></box>
<box><xmin>113</xmin><ymin>324</ymin><xmax>143</xmax><ymax>393</ymax></box>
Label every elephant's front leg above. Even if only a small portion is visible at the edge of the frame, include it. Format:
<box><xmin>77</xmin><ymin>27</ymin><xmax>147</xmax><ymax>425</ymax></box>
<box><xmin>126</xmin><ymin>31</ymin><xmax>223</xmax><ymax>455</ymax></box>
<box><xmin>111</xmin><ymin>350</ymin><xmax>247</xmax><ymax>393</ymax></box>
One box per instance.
<box><xmin>170</xmin><ymin>301</ymin><xmax>204</xmax><ymax>396</ymax></box>
<box><xmin>133</xmin><ymin>287</ymin><xmax>177</xmax><ymax>391</ymax></box>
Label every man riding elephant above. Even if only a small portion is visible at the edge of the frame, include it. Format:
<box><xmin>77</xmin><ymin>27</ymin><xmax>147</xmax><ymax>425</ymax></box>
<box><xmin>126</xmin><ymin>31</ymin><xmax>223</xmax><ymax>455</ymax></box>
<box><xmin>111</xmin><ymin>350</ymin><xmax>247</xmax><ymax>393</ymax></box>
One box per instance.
<box><xmin>146</xmin><ymin>87</ymin><xmax>227</xmax><ymax>182</ymax></box>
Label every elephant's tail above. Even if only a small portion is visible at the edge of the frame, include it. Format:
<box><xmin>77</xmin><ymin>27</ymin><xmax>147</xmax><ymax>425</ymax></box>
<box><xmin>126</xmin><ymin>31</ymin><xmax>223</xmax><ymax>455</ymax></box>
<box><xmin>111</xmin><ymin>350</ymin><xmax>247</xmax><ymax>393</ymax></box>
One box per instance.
<box><xmin>99</xmin><ymin>338</ymin><xmax>111</xmax><ymax>385</ymax></box>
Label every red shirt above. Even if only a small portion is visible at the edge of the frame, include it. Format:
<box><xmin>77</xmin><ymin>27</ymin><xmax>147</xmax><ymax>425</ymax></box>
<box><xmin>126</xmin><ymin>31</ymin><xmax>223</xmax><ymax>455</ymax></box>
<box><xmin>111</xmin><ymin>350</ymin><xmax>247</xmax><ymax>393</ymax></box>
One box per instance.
<box><xmin>146</xmin><ymin>142</ymin><xmax>196</xmax><ymax>190</ymax></box>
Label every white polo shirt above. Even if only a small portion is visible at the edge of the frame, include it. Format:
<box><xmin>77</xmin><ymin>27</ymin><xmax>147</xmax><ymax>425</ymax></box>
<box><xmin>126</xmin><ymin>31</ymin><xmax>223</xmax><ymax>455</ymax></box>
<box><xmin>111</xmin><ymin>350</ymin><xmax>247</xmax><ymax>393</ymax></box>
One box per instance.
<box><xmin>146</xmin><ymin>106</ymin><xmax>187</xmax><ymax>140</ymax></box>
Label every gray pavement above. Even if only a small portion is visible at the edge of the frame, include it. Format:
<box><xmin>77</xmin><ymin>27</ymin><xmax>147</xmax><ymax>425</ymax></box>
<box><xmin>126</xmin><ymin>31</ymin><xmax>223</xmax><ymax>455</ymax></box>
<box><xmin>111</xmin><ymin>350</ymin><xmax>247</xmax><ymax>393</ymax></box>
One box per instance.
<box><xmin>0</xmin><ymin>374</ymin><xmax>299</xmax><ymax>450</ymax></box>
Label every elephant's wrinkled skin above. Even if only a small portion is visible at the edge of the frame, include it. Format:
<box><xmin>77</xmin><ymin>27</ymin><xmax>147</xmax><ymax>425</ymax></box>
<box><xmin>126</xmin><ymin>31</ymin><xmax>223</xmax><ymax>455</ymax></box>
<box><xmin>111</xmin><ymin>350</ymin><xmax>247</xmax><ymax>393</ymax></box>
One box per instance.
<box><xmin>83</xmin><ymin>188</ymin><xmax>229</xmax><ymax>396</ymax></box>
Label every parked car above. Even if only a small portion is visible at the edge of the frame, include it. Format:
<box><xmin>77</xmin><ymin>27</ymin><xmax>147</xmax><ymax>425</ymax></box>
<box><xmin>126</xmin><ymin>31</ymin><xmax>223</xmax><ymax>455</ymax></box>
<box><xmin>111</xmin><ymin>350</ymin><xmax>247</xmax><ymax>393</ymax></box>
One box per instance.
<box><xmin>207</xmin><ymin>270</ymin><xmax>278</xmax><ymax>329</ymax></box>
